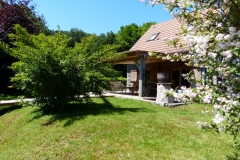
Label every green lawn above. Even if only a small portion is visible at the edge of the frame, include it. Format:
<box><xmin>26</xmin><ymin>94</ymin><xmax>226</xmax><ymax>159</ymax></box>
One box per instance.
<box><xmin>0</xmin><ymin>97</ymin><xmax>239</xmax><ymax>160</ymax></box>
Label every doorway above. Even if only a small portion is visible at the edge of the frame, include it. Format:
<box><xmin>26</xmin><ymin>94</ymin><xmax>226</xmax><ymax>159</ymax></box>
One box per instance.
<box><xmin>171</xmin><ymin>68</ymin><xmax>190</xmax><ymax>89</ymax></box>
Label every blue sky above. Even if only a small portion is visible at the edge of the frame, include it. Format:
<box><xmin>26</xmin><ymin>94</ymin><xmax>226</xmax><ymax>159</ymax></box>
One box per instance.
<box><xmin>33</xmin><ymin>0</ymin><xmax>172</xmax><ymax>35</ymax></box>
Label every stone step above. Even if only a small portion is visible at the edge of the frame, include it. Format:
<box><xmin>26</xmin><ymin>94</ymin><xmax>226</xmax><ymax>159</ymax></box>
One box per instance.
<box><xmin>0</xmin><ymin>99</ymin><xmax>34</xmax><ymax>107</ymax></box>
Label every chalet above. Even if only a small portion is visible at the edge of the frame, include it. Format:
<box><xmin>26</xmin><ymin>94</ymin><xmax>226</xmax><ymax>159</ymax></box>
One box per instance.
<box><xmin>113</xmin><ymin>18</ymin><xmax>202</xmax><ymax>97</ymax></box>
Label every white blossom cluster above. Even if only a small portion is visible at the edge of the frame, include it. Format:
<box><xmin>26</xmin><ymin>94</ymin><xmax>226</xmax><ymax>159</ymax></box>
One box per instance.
<box><xmin>165</xmin><ymin>87</ymin><xmax>197</xmax><ymax>103</ymax></box>
<box><xmin>139</xmin><ymin>0</ymin><xmax>195</xmax><ymax>10</ymax></box>
<box><xmin>139</xmin><ymin>0</ymin><xmax>240</xmax><ymax>138</ymax></box>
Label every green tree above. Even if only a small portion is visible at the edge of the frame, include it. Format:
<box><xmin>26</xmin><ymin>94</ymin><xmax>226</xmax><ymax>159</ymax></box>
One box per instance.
<box><xmin>139</xmin><ymin>22</ymin><xmax>156</xmax><ymax>37</ymax></box>
<box><xmin>116</xmin><ymin>23</ymin><xmax>139</xmax><ymax>52</ymax></box>
<box><xmin>8</xmin><ymin>25</ymin><xmax>122</xmax><ymax>113</ymax></box>
<box><xmin>50</xmin><ymin>28</ymin><xmax>89</xmax><ymax>48</ymax></box>
<box><xmin>102</xmin><ymin>31</ymin><xmax>117</xmax><ymax>45</ymax></box>
<box><xmin>66</xmin><ymin>28</ymin><xmax>89</xmax><ymax>47</ymax></box>
<box><xmin>114</xmin><ymin>22</ymin><xmax>156</xmax><ymax>77</ymax></box>
<box><xmin>115</xmin><ymin>22</ymin><xmax>156</xmax><ymax>52</ymax></box>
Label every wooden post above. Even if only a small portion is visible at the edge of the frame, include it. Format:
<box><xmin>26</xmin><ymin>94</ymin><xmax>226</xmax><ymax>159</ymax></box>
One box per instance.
<box><xmin>133</xmin><ymin>55</ymin><xmax>146</xmax><ymax>97</ymax></box>
<box><xmin>179</xmin><ymin>68</ymin><xmax>182</xmax><ymax>88</ymax></box>
<box><xmin>142</xmin><ymin>55</ymin><xmax>146</xmax><ymax>96</ymax></box>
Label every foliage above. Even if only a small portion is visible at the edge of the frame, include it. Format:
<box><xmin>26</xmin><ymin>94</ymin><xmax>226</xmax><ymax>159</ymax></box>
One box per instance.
<box><xmin>67</xmin><ymin>28</ymin><xmax>89</xmax><ymax>46</ymax></box>
<box><xmin>8</xmin><ymin>25</ymin><xmax>122</xmax><ymax>112</ymax></box>
<box><xmin>97</xmin><ymin>31</ymin><xmax>117</xmax><ymax>45</ymax></box>
<box><xmin>0</xmin><ymin>93</ymin><xmax>23</xmax><ymax>100</ymax></box>
<box><xmin>116</xmin><ymin>23</ymin><xmax>140</xmax><ymax>52</ymax></box>
<box><xmin>0</xmin><ymin>0</ymin><xmax>46</xmax><ymax>42</ymax></box>
<box><xmin>0</xmin><ymin>0</ymin><xmax>49</xmax><ymax>93</ymax></box>
<box><xmin>56</xmin><ymin>28</ymin><xmax>89</xmax><ymax>48</ymax></box>
<box><xmin>140</xmin><ymin>0</ymin><xmax>240</xmax><ymax>143</ymax></box>
<box><xmin>115</xmin><ymin>22</ymin><xmax>156</xmax><ymax>52</ymax></box>
<box><xmin>138</xmin><ymin>21</ymin><xmax>156</xmax><ymax>36</ymax></box>
<box><xmin>114</xmin><ymin>22</ymin><xmax>156</xmax><ymax>77</ymax></box>
<box><xmin>117</xmin><ymin>77</ymin><xmax>127</xmax><ymax>85</ymax></box>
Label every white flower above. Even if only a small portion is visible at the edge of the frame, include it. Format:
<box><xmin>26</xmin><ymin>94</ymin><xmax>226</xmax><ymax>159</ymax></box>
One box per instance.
<box><xmin>213</xmin><ymin>113</ymin><xmax>225</xmax><ymax>124</ymax></box>
<box><xmin>148</xmin><ymin>52</ymin><xmax>153</xmax><ymax>56</ymax></box>
<box><xmin>237</xmin><ymin>31</ymin><xmax>240</xmax><ymax>38</ymax></box>
<box><xmin>220</xmin><ymin>50</ymin><xmax>232</xmax><ymax>57</ymax></box>
<box><xmin>224</xmin><ymin>34</ymin><xmax>234</xmax><ymax>41</ymax></box>
<box><xmin>218</xmin><ymin>42</ymin><xmax>229</xmax><ymax>49</ymax></box>
<box><xmin>235</xmin><ymin>42</ymin><xmax>240</xmax><ymax>48</ymax></box>
<box><xmin>222</xmin><ymin>105</ymin><xmax>230</xmax><ymax>113</ymax></box>
<box><xmin>181</xmin><ymin>86</ymin><xmax>187</xmax><ymax>90</ymax></box>
<box><xmin>214</xmin><ymin>104</ymin><xmax>221</xmax><ymax>110</ymax></box>
<box><xmin>166</xmin><ymin>0</ymin><xmax>175</xmax><ymax>5</ymax></box>
<box><xmin>197</xmin><ymin>121</ymin><xmax>201</xmax><ymax>125</ymax></box>
<box><xmin>232</xmin><ymin>101</ymin><xmax>238</xmax><ymax>107</ymax></box>
<box><xmin>208</xmin><ymin>52</ymin><xmax>217</xmax><ymax>58</ymax></box>
<box><xmin>216</xmin><ymin>23</ymin><xmax>222</xmax><ymax>28</ymax></box>
<box><xmin>221</xmin><ymin>97</ymin><xmax>227</xmax><ymax>102</ymax></box>
<box><xmin>216</xmin><ymin>34</ymin><xmax>225</xmax><ymax>41</ymax></box>
<box><xmin>218</xmin><ymin>126</ymin><xmax>224</xmax><ymax>132</ymax></box>
<box><xmin>204</xmin><ymin>20</ymin><xmax>211</xmax><ymax>26</ymax></box>
<box><xmin>148</xmin><ymin>0</ymin><xmax>157</xmax><ymax>5</ymax></box>
<box><xmin>203</xmin><ymin>94</ymin><xmax>212</xmax><ymax>103</ymax></box>
<box><xmin>229</xmin><ymin>27</ymin><xmax>236</xmax><ymax>33</ymax></box>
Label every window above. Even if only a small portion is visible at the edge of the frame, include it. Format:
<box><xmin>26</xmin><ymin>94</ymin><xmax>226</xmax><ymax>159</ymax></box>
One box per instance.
<box><xmin>147</xmin><ymin>33</ymin><xmax>159</xmax><ymax>42</ymax></box>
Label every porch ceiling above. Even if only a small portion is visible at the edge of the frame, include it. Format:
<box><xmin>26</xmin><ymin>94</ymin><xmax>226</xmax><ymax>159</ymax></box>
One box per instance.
<box><xmin>113</xmin><ymin>50</ymin><xmax>164</xmax><ymax>65</ymax></box>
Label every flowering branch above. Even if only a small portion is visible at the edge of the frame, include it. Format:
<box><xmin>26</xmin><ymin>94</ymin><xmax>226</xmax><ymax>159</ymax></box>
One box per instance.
<box><xmin>140</xmin><ymin>0</ymin><xmax>240</xmax><ymax>144</ymax></box>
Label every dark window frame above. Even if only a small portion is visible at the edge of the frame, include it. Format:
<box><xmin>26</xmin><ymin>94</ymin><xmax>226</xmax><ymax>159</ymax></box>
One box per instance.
<box><xmin>147</xmin><ymin>32</ymin><xmax>160</xmax><ymax>42</ymax></box>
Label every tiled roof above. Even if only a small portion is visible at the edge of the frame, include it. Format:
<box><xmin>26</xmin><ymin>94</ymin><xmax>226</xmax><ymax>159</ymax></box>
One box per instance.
<box><xmin>130</xmin><ymin>18</ymin><xmax>188</xmax><ymax>54</ymax></box>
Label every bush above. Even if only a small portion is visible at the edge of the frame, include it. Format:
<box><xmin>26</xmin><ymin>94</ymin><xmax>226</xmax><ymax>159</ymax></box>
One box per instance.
<box><xmin>8</xmin><ymin>25</ymin><xmax>122</xmax><ymax>112</ymax></box>
<box><xmin>117</xmin><ymin>77</ymin><xmax>127</xmax><ymax>85</ymax></box>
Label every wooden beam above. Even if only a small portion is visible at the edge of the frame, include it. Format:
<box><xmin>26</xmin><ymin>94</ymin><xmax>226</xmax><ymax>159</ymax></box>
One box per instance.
<box><xmin>134</xmin><ymin>60</ymin><xmax>140</xmax><ymax>70</ymax></box>
<box><xmin>138</xmin><ymin>55</ymin><xmax>146</xmax><ymax>97</ymax></box>
<box><xmin>179</xmin><ymin>68</ymin><xmax>182</xmax><ymax>88</ymax></box>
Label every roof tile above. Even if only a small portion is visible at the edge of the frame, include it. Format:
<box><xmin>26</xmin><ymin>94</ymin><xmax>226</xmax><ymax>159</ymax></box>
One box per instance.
<box><xmin>130</xmin><ymin>18</ymin><xmax>188</xmax><ymax>54</ymax></box>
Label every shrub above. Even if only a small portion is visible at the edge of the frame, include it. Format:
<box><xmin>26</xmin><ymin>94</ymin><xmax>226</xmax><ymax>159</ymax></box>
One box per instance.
<box><xmin>8</xmin><ymin>25</ymin><xmax>122</xmax><ymax>112</ymax></box>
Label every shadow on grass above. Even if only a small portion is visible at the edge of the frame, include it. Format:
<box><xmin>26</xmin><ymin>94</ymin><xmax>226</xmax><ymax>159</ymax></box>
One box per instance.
<box><xmin>31</xmin><ymin>97</ymin><xmax>149</xmax><ymax>127</ymax></box>
<box><xmin>226</xmin><ymin>152</ymin><xmax>240</xmax><ymax>160</ymax></box>
<box><xmin>0</xmin><ymin>105</ymin><xmax>22</xmax><ymax>116</ymax></box>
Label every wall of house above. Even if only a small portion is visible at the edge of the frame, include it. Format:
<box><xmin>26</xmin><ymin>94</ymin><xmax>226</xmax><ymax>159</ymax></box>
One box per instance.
<box><xmin>147</xmin><ymin>62</ymin><xmax>202</xmax><ymax>89</ymax></box>
<box><xmin>126</xmin><ymin>65</ymin><xmax>138</xmax><ymax>90</ymax></box>
<box><xmin>126</xmin><ymin>63</ymin><xmax>202</xmax><ymax>95</ymax></box>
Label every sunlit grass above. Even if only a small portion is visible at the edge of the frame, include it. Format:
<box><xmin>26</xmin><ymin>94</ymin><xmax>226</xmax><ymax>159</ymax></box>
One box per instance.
<box><xmin>0</xmin><ymin>97</ymin><xmax>239</xmax><ymax>159</ymax></box>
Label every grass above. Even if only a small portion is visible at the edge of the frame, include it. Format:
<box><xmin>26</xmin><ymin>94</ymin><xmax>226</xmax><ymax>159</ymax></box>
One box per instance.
<box><xmin>0</xmin><ymin>97</ymin><xmax>239</xmax><ymax>159</ymax></box>
<box><xmin>0</xmin><ymin>92</ymin><xmax>26</xmax><ymax>100</ymax></box>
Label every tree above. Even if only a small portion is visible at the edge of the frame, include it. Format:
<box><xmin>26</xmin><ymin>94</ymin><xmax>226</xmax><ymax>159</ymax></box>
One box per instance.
<box><xmin>0</xmin><ymin>0</ymin><xmax>49</xmax><ymax>93</ymax></box>
<box><xmin>96</xmin><ymin>31</ymin><xmax>117</xmax><ymax>45</ymax></box>
<box><xmin>47</xmin><ymin>28</ymin><xmax>89</xmax><ymax>48</ymax></box>
<box><xmin>116</xmin><ymin>23</ymin><xmax>140</xmax><ymax>52</ymax></box>
<box><xmin>115</xmin><ymin>22</ymin><xmax>156</xmax><ymax>52</ymax></box>
<box><xmin>138</xmin><ymin>21</ymin><xmax>156</xmax><ymax>37</ymax></box>
<box><xmin>140</xmin><ymin>0</ymin><xmax>240</xmax><ymax>144</ymax></box>
<box><xmin>114</xmin><ymin>22</ymin><xmax>156</xmax><ymax>76</ymax></box>
<box><xmin>65</xmin><ymin>28</ymin><xmax>89</xmax><ymax>47</ymax></box>
<box><xmin>0</xmin><ymin>0</ymin><xmax>47</xmax><ymax>42</ymax></box>
<box><xmin>8</xmin><ymin>25</ymin><xmax>122</xmax><ymax>113</ymax></box>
